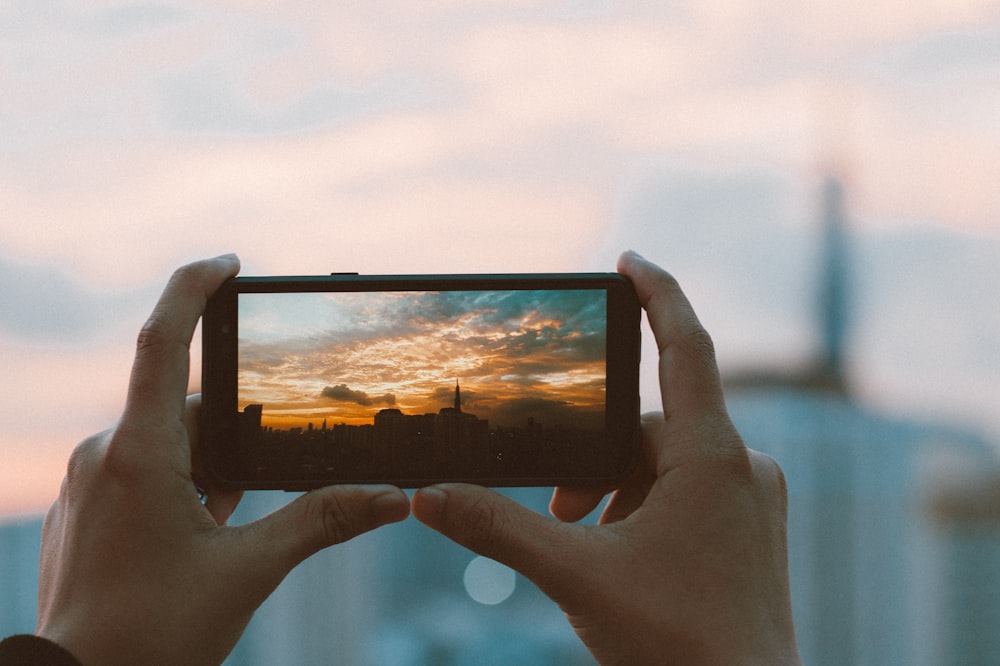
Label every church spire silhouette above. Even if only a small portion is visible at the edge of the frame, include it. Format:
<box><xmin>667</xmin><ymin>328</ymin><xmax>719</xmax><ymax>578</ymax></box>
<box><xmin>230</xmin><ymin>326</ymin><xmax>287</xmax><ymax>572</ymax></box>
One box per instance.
<box><xmin>454</xmin><ymin>380</ymin><xmax>462</xmax><ymax>412</ymax></box>
<box><xmin>723</xmin><ymin>173</ymin><xmax>853</xmax><ymax>397</ymax></box>
<box><xmin>815</xmin><ymin>174</ymin><xmax>851</xmax><ymax>395</ymax></box>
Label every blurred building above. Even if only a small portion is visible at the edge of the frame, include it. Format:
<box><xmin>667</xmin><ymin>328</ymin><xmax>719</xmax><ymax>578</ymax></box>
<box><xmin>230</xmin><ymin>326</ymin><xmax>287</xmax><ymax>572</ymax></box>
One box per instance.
<box><xmin>726</xmin><ymin>390</ymin><xmax>993</xmax><ymax>665</ymax></box>
<box><xmin>0</xmin><ymin>517</ymin><xmax>42</xmax><ymax>637</ymax></box>
<box><xmin>724</xmin><ymin>176</ymin><xmax>998</xmax><ymax>665</ymax></box>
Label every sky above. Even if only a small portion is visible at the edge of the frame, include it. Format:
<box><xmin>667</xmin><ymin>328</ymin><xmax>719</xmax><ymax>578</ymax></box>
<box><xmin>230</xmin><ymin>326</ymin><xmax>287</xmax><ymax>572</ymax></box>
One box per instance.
<box><xmin>1</xmin><ymin>1</ymin><xmax>998</xmax><ymax>514</ymax></box>
<box><xmin>236</xmin><ymin>288</ymin><xmax>607</xmax><ymax>429</ymax></box>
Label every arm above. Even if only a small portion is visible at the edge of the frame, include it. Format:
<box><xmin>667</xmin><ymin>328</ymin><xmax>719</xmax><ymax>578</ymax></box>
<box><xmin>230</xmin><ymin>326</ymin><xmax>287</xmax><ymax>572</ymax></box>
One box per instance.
<box><xmin>413</xmin><ymin>251</ymin><xmax>800</xmax><ymax>664</ymax></box>
<box><xmin>33</xmin><ymin>255</ymin><xmax>410</xmax><ymax>666</ymax></box>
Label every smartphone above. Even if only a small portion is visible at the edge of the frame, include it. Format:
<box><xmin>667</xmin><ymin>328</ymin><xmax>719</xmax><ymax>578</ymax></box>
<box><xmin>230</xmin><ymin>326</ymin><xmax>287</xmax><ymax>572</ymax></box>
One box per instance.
<box><xmin>201</xmin><ymin>273</ymin><xmax>641</xmax><ymax>489</ymax></box>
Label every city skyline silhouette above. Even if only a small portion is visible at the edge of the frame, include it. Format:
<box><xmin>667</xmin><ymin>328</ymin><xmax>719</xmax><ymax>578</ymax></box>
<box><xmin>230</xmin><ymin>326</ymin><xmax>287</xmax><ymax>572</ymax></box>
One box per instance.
<box><xmin>238</xmin><ymin>377</ymin><xmax>608</xmax><ymax>481</ymax></box>
<box><xmin>237</xmin><ymin>288</ymin><xmax>609</xmax><ymax>432</ymax></box>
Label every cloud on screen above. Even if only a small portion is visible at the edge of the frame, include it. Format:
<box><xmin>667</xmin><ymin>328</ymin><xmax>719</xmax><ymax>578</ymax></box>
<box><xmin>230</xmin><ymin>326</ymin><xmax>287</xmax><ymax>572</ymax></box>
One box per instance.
<box><xmin>321</xmin><ymin>384</ymin><xmax>396</xmax><ymax>407</ymax></box>
<box><xmin>237</xmin><ymin>288</ymin><xmax>607</xmax><ymax>427</ymax></box>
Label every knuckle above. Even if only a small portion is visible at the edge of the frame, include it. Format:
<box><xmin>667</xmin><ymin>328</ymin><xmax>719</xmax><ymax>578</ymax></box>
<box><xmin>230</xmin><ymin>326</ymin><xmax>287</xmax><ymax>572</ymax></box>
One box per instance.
<box><xmin>751</xmin><ymin>449</ymin><xmax>789</xmax><ymax>504</ymax></box>
<box><xmin>135</xmin><ymin>263</ymin><xmax>204</xmax><ymax>352</ymax></box>
<box><xmin>135</xmin><ymin>315</ymin><xmax>170</xmax><ymax>354</ymax></box>
<box><xmin>64</xmin><ymin>432</ymin><xmax>105</xmax><ymax>485</ymax></box>
<box><xmin>169</xmin><ymin>262</ymin><xmax>212</xmax><ymax>304</ymax></box>
<box><xmin>680</xmin><ymin>323</ymin><xmax>717</xmax><ymax>364</ymax></box>
<box><xmin>134</xmin><ymin>316</ymin><xmax>185</xmax><ymax>375</ymax></box>
<box><xmin>697</xmin><ymin>419</ymin><xmax>753</xmax><ymax>474</ymax></box>
<box><xmin>61</xmin><ymin>428</ymin><xmax>147</xmax><ymax>497</ymax></box>
<box><xmin>167</xmin><ymin>262</ymin><xmax>204</xmax><ymax>294</ymax></box>
<box><xmin>649</xmin><ymin>264</ymin><xmax>682</xmax><ymax>293</ymax></box>
<box><xmin>101</xmin><ymin>421</ymin><xmax>177</xmax><ymax>484</ymax></box>
<box><xmin>311</xmin><ymin>490</ymin><xmax>357</xmax><ymax>547</ymax></box>
<box><xmin>101</xmin><ymin>429</ymin><xmax>142</xmax><ymax>480</ymax></box>
<box><xmin>716</xmin><ymin>446</ymin><xmax>790</xmax><ymax>511</ymax></box>
<box><xmin>454</xmin><ymin>493</ymin><xmax>506</xmax><ymax>555</ymax></box>
<box><xmin>712</xmin><ymin>440</ymin><xmax>754</xmax><ymax>481</ymax></box>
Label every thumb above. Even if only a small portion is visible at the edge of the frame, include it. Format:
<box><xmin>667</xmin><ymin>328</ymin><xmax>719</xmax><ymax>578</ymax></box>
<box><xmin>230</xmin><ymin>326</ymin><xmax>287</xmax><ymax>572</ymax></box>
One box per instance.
<box><xmin>413</xmin><ymin>484</ymin><xmax>580</xmax><ymax>585</ymax></box>
<box><xmin>238</xmin><ymin>485</ymin><xmax>410</xmax><ymax>580</ymax></box>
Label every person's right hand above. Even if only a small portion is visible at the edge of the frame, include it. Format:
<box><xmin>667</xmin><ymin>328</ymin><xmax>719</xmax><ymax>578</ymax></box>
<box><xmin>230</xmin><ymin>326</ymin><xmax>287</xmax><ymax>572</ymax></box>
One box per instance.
<box><xmin>413</xmin><ymin>251</ymin><xmax>800</xmax><ymax>664</ymax></box>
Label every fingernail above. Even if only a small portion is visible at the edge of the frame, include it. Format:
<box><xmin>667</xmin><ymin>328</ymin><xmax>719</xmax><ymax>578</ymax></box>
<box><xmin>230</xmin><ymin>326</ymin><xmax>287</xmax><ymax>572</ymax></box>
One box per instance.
<box><xmin>415</xmin><ymin>485</ymin><xmax>448</xmax><ymax>519</ymax></box>
<box><xmin>372</xmin><ymin>488</ymin><xmax>409</xmax><ymax>524</ymax></box>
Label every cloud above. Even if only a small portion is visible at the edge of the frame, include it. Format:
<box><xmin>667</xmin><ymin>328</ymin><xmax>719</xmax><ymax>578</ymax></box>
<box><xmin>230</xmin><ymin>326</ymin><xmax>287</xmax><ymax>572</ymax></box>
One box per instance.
<box><xmin>489</xmin><ymin>395</ymin><xmax>604</xmax><ymax>430</ymax></box>
<box><xmin>0</xmin><ymin>254</ymin><xmax>153</xmax><ymax>345</ymax></box>
<box><xmin>3</xmin><ymin>0</ymin><xmax>998</xmax><ymax>495</ymax></box>
<box><xmin>321</xmin><ymin>384</ymin><xmax>395</xmax><ymax>407</ymax></box>
<box><xmin>156</xmin><ymin>66</ymin><xmax>429</xmax><ymax>136</ymax></box>
<box><xmin>90</xmin><ymin>4</ymin><xmax>190</xmax><ymax>38</ymax></box>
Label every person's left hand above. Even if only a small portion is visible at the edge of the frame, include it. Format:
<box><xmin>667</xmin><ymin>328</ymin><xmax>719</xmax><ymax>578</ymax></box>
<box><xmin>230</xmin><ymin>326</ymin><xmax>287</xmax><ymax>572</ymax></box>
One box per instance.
<box><xmin>35</xmin><ymin>255</ymin><xmax>410</xmax><ymax>666</ymax></box>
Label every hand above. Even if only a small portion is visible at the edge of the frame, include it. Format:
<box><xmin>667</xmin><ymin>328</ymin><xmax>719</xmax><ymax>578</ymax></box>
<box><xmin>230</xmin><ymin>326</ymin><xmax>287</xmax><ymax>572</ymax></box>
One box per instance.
<box><xmin>413</xmin><ymin>251</ymin><xmax>800</xmax><ymax>664</ymax></box>
<box><xmin>35</xmin><ymin>255</ymin><xmax>410</xmax><ymax>666</ymax></box>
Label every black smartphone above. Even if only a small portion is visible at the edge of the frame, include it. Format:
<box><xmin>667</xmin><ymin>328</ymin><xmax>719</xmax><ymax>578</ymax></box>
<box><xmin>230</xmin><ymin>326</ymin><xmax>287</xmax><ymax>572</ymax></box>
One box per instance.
<box><xmin>201</xmin><ymin>273</ymin><xmax>641</xmax><ymax>489</ymax></box>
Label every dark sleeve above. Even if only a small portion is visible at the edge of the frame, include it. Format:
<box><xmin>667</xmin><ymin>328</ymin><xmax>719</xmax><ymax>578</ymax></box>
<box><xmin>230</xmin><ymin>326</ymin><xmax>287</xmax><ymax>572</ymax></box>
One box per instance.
<box><xmin>0</xmin><ymin>635</ymin><xmax>83</xmax><ymax>666</ymax></box>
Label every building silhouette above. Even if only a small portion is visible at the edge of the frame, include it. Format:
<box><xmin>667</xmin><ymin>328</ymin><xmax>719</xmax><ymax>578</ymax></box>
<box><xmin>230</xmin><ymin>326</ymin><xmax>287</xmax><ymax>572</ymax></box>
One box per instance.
<box><xmin>239</xmin><ymin>377</ymin><xmax>608</xmax><ymax>483</ymax></box>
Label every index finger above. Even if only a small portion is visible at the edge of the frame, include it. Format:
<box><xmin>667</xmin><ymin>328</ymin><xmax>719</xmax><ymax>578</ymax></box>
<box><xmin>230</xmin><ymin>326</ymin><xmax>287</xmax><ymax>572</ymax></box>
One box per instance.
<box><xmin>122</xmin><ymin>254</ymin><xmax>240</xmax><ymax>429</ymax></box>
<box><xmin>616</xmin><ymin>250</ymin><xmax>727</xmax><ymax>426</ymax></box>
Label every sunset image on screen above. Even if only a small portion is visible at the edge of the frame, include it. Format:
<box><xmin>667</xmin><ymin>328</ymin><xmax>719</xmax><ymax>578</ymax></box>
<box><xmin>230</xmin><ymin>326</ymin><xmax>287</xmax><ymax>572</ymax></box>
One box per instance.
<box><xmin>237</xmin><ymin>289</ymin><xmax>607</xmax><ymax>435</ymax></box>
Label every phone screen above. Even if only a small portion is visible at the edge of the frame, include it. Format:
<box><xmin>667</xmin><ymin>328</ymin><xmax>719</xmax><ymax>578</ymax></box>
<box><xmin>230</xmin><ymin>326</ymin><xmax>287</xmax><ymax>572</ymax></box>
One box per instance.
<box><xmin>202</xmin><ymin>275</ymin><xmax>639</xmax><ymax>488</ymax></box>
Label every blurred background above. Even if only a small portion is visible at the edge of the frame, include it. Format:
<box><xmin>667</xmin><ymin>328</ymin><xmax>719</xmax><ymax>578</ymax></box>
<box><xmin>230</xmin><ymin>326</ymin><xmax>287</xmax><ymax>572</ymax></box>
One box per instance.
<box><xmin>1</xmin><ymin>2</ymin><xmax>999</xmax><ymax>664</ymax></box>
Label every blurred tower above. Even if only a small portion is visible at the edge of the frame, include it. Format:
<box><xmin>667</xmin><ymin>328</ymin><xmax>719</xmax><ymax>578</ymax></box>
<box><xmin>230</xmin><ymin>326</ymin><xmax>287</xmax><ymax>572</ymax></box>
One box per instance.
<box><xmin>725</xmin><ymin>173</ymin><xmax>853</xmax><ymax>396</ymax></box>
<box><xmin>724</xmin><ymin>175</ymin><xmax>996</xmax><ymax>665</ymax></box>
<box><xmin>816</xmin><ymin>175</ymin><xmax>850</xmax><ymax>395</ymax></box>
